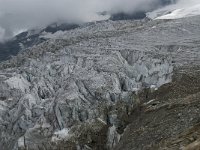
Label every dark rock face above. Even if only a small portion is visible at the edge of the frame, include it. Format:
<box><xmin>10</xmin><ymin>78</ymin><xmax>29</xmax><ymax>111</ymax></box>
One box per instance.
<box><xmin>44</xmin><ymin>23</ymin><xmax>79</xmax><ymax>34</ymax></box>
<box><xmin>0</xmin><ymin>23</ymin><xmax>79</xmax><ymax>62</ymax></box>
<box><xmin>160</xmin><ymin>0</ymin><xmax>177</xmax><ymax>5</ymax></box>
<box><xmin>110</xmin><ymin>11</ymin><xmax>147</xmax><ymax>21</ymax></box>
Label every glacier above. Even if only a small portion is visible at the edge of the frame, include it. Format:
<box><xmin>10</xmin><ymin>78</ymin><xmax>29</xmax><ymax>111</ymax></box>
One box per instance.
<box><xmin>0</xmin><ymin>14</ymin><xmax>200</xmax><ymax>149</ymax></box>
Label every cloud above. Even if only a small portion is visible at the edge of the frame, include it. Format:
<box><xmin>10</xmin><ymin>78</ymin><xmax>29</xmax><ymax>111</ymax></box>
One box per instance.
<box><xmin>0</xmin><ymin>0</ymin><xmax>179</xmax><ymax>41</ymax></box>
<box><xmin>0</xmin><ymin>27</ymin><xmax>6</xmax><ymax>42</ymax></box>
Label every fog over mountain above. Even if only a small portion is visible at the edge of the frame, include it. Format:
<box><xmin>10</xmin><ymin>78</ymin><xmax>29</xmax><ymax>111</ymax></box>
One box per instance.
<box><xmin>0</xmin><ymin>0</ymin><xmax>195</xmax><ymax>42</ymax></box>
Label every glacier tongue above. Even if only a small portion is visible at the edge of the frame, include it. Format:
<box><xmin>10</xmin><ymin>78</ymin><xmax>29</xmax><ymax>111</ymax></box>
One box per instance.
<box><xmin>0</xmin><ymin>39</ymin><xmax>173</xmax><ymax>149</ymax></box>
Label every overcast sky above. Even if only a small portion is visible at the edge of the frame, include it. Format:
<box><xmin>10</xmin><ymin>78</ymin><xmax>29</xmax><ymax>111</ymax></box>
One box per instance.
<box><xmin>0</xmin><ymin>0</ymin><xmax>197</xmax><ymax>42</ymax></box>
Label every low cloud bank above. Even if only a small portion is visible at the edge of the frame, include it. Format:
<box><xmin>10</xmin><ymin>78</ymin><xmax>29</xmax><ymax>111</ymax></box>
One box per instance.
<box><xmin>0</xmin><ymin>0</ymin><xmax>193</xmax><ymax>42</ymax></box>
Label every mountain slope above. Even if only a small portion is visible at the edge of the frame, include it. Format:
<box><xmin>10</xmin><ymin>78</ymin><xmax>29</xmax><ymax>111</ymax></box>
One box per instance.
<box><xmin>0</xmin><ymin>23</ymin><xmax>79</xmax><ymax>62</ymax></box>
<box><xmin>0</xmin><ymin>0</ymin><xmax>178</xmax><ymax>62</ymax></box>
<box><xmin>116</xmin><ymin>66</ymin><xmax>200</xmax><ymax>150</ymax></box>
<box><xmin>0</xmin><ymin>15</ymin><xmax>200</xmax><ymax>150</ymax></box>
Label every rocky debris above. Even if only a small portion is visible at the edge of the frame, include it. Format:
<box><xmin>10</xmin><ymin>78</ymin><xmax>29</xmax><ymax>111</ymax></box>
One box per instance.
<box><xmin>0</xmin><ymin>15</ymin><xmax>200</xmax><ymax>150</ymax></box>
<box><xmin>115</xmin><ymin>67</ymin><xmax>200</xmax><ymax>150</ymax></box>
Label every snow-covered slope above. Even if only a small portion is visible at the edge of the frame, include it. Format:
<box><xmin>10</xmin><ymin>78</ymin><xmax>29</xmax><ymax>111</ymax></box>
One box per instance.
<box><xmin>156</xmin><ymin>4</ymin><xmax>200</xmax><ymax>19</ymax></box>
<box><xmin>148</xmin><ymin>0</ymin><xmax>200</xmax><ymax>19</ymax></box>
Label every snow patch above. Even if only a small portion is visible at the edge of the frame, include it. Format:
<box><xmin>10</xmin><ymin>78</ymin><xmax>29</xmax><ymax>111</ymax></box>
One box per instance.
<box><xmin>5</xmin><ymin>75</ymin><xmax>30</xmax><ymax>93</ymax></box>
<box><xmin>52</xmin><ymin>128</ymin><xmax>71</xmax><ymax>142</ymax></box>
<box><xmin>156</xmin><ymin>5</ymin><xmax>200</xmax><ymax>19</ymax></box>
<box><xmin>107</xmin><ymin>126</ymin><xmax>121</xmax><ymax>149</ymax></box>
<box><xmin>18</xmin><ymin>136</ymin><xmax>25</xmax><ymax>149</ymax></box>
<box><xmin>148</xmin><ymin>0</ymin><xmax>200</xmax><ymax>20</ymax></box>
<box><xmin>97</xmin><ymin>118</ymin><xmax>107</xmax><ymax>125</ymax></box>
<box><xmin>0</xmin><ymin>101</ymin><xmax>7</xmax><ymax>111</ymax></box>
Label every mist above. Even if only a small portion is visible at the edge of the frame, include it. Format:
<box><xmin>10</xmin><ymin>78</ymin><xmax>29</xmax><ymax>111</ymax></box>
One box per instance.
<box><xmin>0</xmin><ymin>0</ymin><xmax>194</xmax><ymax>42</ymax></box>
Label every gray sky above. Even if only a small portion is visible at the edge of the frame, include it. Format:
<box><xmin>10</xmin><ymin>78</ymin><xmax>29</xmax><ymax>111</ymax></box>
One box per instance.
<box><xmin>0</xmin><ymin>0</ymin><xmax>193</xmax><ymax>42</ymax></box>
